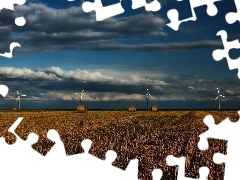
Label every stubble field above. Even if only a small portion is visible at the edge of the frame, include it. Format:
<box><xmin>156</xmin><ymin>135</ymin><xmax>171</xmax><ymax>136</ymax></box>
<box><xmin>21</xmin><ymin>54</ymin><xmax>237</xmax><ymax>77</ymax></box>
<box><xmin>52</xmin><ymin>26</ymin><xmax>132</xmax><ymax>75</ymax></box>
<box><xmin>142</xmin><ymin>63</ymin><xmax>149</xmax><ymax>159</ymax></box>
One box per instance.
<box><xmin>0</xmin><ymin>110</ymin><xmax>239</xmax><ymax>179</ymax></box>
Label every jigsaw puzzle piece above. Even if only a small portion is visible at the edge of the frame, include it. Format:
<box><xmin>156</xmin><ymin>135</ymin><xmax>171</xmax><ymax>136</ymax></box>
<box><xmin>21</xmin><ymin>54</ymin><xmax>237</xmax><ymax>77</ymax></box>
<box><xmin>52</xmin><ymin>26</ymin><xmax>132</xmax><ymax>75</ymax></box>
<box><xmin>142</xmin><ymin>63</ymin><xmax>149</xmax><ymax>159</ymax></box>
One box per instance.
<box><xmin>5</xmin><ymin>117</ymin><xmax>42</xmax><ymax>158</ymax></box>
<box><xmin>198</xmin><ymin>111</ymin><xmax>240</xmax><ymax>179</ymax></box>
<box><xmin>167</xmin><ymin>0</ymin><xmax>222</xmax><ymax>31</ymax></box>
<box><xmin>198</xmin><ymin>114</ymin><xmax>239</xmax><ymax>150</ymax></box>
<box><xmin>0</xmin><ymin>118</ymin><xmax>21</xmax><ymax>156</ymax></box>
<box><xmin>212</xmin><ymin>140</ymin><xmax>240</xmax><ymax>179</ymax></box>
<box><xmin>82</xmin><ymin>0</ymin><xmax>124</xmax><ymax>21</ymax></box>
<box><xmin>225</xmin><ymin>0</ymin><xmax>240</xmax><ymax>24</ymax></box>
<box><xmin>212</xmin><ymin>30</ymin><xmax>240</xmax><ymax>79</ymax></box>
<box><xmin>0</xmin><ymin>117</ymin><xmax>46</xmax><ymax>180</ymax></box>
<box><xmin>131</xmin><ymin>0</ymin><xmax>161</xmax><ymax>12</ymax></box>
<box><xmin>166</xmin><ymin>155</ymin><xmax>209</xmax><ymax>180</ymax></box>
<box><xmin>67</xmin><ymin>139</ymin><xmax>139</xmax><ymax>180</ymax></box>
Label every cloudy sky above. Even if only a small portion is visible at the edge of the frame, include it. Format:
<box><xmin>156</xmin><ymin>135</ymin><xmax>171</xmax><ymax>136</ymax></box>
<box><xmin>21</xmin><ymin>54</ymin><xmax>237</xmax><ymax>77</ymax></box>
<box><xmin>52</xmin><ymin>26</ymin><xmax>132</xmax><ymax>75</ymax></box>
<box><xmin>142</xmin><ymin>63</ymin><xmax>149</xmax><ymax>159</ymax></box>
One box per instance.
<box><xmin>0</xmin><ymin>0</ymin><xmax>240</xmax><ymax>109</ymax></box>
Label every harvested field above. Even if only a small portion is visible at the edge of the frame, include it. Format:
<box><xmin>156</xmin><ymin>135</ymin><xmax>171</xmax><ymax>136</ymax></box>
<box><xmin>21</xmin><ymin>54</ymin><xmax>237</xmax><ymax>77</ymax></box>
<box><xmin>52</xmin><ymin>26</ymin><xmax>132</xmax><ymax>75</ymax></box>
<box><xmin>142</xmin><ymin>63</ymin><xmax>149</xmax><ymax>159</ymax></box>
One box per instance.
<box><xmin>0</xmin><ymin>110</ymin><xmax>239</xmax><ymax>179</ymax></box>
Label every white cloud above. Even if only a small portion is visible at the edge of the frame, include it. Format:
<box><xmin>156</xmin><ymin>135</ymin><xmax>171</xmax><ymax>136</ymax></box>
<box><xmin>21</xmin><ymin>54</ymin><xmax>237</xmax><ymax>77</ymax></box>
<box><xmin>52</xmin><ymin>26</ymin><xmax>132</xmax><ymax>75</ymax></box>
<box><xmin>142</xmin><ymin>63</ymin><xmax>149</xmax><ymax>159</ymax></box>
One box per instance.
<box><xmin>0</xmin><ymin>67</ymin><xmax>61</xmax><ymax>81</ymax></box>
<box><xmin>43</xmin><ymin>66</ymin><xmax>169</xmax><ymax>86</ymax></box>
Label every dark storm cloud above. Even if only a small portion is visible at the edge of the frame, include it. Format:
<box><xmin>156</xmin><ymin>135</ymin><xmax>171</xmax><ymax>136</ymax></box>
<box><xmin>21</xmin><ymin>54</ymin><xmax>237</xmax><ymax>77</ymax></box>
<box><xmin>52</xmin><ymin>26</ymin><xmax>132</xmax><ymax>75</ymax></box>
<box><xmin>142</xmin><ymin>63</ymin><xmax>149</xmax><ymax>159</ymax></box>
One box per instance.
<box><xmin>0</xmin><ymin>3</ymin><xmax>223</xmax><ymax>53</ymax></box>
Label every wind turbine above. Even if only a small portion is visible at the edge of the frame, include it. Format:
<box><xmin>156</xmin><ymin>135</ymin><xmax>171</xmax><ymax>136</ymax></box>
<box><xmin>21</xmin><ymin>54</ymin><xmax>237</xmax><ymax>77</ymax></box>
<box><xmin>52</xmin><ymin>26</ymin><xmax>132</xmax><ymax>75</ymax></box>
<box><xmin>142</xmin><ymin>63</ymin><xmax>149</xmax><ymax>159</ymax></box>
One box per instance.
<box><xmin>75</xmin><ymin>90</ymin><xmax>84</xmax><ymax>105</ymax></box>
<box><xmin>16</xmin><ymin>89</ymin><xmax>26</xmax><ymax>110</ymax></box>
<box><xmin>146</xmin><ymin>88</ymin><xmax>151</xmax><ymax>110</ymax></box>
<box><xmin>215</xmin><ymin>88</ymin><xmax>225</xmax><ymax>111</ymax></box>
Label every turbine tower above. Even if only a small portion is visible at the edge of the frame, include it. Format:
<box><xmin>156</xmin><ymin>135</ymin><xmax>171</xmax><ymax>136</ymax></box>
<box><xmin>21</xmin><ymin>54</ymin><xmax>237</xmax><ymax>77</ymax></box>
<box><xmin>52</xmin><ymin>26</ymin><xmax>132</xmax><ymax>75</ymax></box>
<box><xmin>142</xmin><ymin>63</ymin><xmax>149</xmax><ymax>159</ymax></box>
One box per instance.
<box><xmin>16</xmin><ymin>89</ymin><xmax>26</xmax><ymax>110</ymax></box>
<box><xmin>215</xmin><ymin>88</ymin><xmax>225</xmax><ymax>111</ymax></box>
<box><xmin>146</xmin><ymin>88</ymin><xmax>151</xmax><ymax>110</ymax></box>
<box><xmin>75</xmin><ymin>90</ymin><xmax>84</xmax><ymax>105</ymax></box>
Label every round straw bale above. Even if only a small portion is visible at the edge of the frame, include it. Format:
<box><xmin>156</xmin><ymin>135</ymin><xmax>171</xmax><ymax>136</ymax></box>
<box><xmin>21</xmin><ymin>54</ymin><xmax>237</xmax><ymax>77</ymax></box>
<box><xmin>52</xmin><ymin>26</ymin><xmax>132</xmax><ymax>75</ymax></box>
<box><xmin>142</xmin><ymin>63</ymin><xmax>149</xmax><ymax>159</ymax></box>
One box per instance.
<box><xmin>77</xmin><ymin>105</ymin><xmax>88</xmax><ymax>113</ymax></box>
<box><xmin>128</xmin><ymin>106</ymin><xmax>136</xmax><ymax>112</ymax></box>
<box><xmin>151</xmin><ymin>106</ymin><xmax>158</xmax><ymax>112</ymax></box>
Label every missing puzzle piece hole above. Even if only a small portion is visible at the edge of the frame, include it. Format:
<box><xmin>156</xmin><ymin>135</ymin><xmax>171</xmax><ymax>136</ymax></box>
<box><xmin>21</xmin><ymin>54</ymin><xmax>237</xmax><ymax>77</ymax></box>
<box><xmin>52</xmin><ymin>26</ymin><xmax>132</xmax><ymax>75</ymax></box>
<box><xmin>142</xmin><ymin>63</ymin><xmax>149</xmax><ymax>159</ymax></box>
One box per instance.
<box><xmin>206</xmin><ymin>3</ymin><xmax>218</xmax><ymax>16</ymax></box>
<box><xmin>82</xmin><ymin>1</ymin><xmax>94</xmax><ymax>13</ymax></box>
<box><xmin>81</xmin><ymin>139</ymin><xmax>92</xmax><ymax>153</ymax></box>
<box><xmin>197</xmin><ymin>138</ymin><xmax>209</xmax><ymax>150</ymax></box>
<box><xmin>198</xmin><ymin>166</ymin><xmax>210</xmax><ymax>179</ymax></box>
<box><xmin>105</xmin><ymin>150</ymin><xmax>117</xmax><ymax>164</ymax></box>
<box><xmin>26</xmin><ymin>133</ymin><xmax>39</xmax><ymax>145</ymax></box>
<box><xmin>203</xmin><ymin>115</ymin><xmax>215</xmax><ymax>126</ymax></box>
<box><xmin>0</xmin><ymin>85</ymin><xmax>9</xmax><ymax>97</ymax></box>
<box><xmin>15</xmin><ymin>16</ymin><xmax>26</xmax><ymax>26</ymax></box>
<box><xmin>47</xmin><ymin>129</ymin><xmax>60</xmax><ymax>141</ymax></box>
<box><xmin>213</xmin><ymin>153</ymin><xmax>225</xmax><ymax>164</ymax></box>
<box><xmin>152</xmin><ymin>169</ymin><xmax>163</xmax><ymax>180</ymax></box>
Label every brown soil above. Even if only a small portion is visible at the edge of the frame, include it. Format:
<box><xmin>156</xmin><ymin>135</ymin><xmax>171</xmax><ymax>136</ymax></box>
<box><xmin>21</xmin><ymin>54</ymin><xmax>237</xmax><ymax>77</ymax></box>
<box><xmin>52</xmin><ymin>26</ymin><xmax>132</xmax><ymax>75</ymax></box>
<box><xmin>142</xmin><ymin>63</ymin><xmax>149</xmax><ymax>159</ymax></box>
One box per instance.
<box><xmin>0</xmin><ymin>110</ymin><xmax>239</xmax><ymax>180</ymax></box>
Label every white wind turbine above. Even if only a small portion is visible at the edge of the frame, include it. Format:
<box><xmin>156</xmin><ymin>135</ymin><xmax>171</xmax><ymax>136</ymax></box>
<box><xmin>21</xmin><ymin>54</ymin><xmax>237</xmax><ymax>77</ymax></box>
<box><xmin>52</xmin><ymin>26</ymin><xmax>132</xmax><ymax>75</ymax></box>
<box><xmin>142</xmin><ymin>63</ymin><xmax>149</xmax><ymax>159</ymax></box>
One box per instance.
<box><xmin>215</xmin><ymin>88</ymin><xmax>225</xmax><ymax>111</ymax></box>
<box><xmin>75</xmin><ymin>90</ymin><xmax>84</xmax><ymax>105</ymax></box>
<box><xmin>146</xmin><ymin>88</ymin><xmax>151</xmax><ymax>110</ymax></box>
<box><xmin>16</xmin><ymin>89</ymin><xmax>26</xmax><ymax>110</ymax></box>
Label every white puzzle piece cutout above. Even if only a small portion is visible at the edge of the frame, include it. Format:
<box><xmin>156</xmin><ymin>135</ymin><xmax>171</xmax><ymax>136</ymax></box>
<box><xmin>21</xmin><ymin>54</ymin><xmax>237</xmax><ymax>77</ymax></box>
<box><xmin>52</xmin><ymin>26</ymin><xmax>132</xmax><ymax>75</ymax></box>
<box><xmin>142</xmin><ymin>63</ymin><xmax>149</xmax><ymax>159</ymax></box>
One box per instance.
<box><xmin>167</xmin><ymin>0</ymin><xmax>222</xmax><ymax>31</ymax></box>
<box><xmin>212</xmin><ymin>30</ymin><xmax>240</xmax><ymax>79</ymax></box>
<box><xmin>15</xmin><ymin>16</ymin><xmax>26</xmax><ymax>26</ymax></box>
<box><xmin>131</xmin><ymin>0</ymin><xmax>161</xmax><ymax>12</ymax></box>
<box><xmin>166</xmin><ymin>155</ymin><xmax>209</xmax><ymax>180</ymax></box>
<box><xmin>0</xmin><ymin>0</ymin><xmax>25</xmax><ymax>11</ymax></box>
<box><xmin>152</xmin><ymin>169</ymin><xmax>163</xmax><ymax>180</ymax></box>
<box><xmin>82</xmin><ymin>0</ymin><xmax>124</xmax><ymax>21</ymax></box>
<box><xmin>198</xmin><ymin>111</ymin><xmax>240</xmax><ymax>180</ymax></box>
<box><xmin>66</xmin><ymin>139</ymin><xmax>139</xmax><ymax>180</ymax></box>
<box><xmin>0</xmin><ymin>84</ymin><xmax>9</xmax><ymax>97</ymax></box>
<box><xmin>225</xmin><ymin>0</ymin><xmax>240</xmax><ymax>24</ymax></box>
<box><xmin>1</xmin><ymin>101</ymin><xmax>239</xmax><ymax>180</ymax></box>
<box><xmin>0</xmin><ymin>117</ymin><xmax>141</xmax><ymax>180</ymax></box>
<box><xmin>0</xmin><ymin>42</ymin><xmax>21</xmax><ymax>58</ymax></box>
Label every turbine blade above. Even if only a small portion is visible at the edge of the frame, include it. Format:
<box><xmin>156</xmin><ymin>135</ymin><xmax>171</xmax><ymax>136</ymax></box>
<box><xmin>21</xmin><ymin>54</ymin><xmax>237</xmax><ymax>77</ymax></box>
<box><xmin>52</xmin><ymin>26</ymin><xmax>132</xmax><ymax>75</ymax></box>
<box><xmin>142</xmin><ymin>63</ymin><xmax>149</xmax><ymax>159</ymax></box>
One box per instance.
<box><xmin>215</xmin><ymin>97</ymin><xmax>218</xmax><ymax>100</ymax></box>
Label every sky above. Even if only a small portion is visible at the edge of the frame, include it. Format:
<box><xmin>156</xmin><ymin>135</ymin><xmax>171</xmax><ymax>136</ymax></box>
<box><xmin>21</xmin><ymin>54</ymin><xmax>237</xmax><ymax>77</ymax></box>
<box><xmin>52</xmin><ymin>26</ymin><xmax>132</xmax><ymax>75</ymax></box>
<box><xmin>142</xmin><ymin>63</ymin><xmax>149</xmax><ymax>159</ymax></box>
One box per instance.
<box><xmin>0</xmin><ymin>0</ymin><xmax>240</xmax><ymax>110</ymax></box>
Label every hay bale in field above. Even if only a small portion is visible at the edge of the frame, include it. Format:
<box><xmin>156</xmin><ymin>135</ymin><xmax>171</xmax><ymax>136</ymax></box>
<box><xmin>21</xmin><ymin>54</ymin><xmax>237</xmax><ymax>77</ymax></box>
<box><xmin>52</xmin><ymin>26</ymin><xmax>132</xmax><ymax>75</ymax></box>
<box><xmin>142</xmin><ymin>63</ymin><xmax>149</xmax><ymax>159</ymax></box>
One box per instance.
<box><xmin>128</xmin><ymin>106</ymin><xmax>136</xmax><ymax>112</ymax></box>
<box><xmin>151</xmin><ymin>106</ymin><xmax>158</xmax><ymax>112</ymax></box>
<box><xmin>77</xmin><ymin>105</ymin><xmax>87</xmax><ymax>113</ymax></box>
<box><xmin>13</xmin><ymin>107</ymin><xmax>18</xmax><ymax>111</ymax></box>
